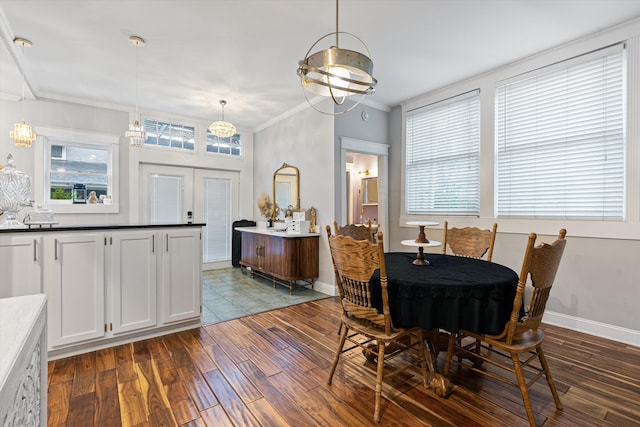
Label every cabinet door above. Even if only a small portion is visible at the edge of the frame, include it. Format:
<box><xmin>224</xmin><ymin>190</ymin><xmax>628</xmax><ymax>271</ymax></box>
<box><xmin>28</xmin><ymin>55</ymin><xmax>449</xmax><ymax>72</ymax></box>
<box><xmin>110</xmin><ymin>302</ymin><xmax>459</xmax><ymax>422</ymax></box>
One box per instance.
<box><xmin>0</xmin><ymin>235</ymin><xmax>42</xmax><ymax>298</ymax></box>
<box><xmin>109</xmin><ymin>231</ymin><xmax>157</xmax><ymax>334</ymax></box>
<box><xmin>46</xmin><ymin>233</ymin><xmax>105</xmax><ymax>348</ymax></box>
<box><xmin>240</xmin><ymin>232</ymin><xmax>262</xmax><ymax>270</ymax></box>
<box><xmin>160</xmin><ymin>229</ymin><xmax>202</xmax><ymax>324</ymax></box>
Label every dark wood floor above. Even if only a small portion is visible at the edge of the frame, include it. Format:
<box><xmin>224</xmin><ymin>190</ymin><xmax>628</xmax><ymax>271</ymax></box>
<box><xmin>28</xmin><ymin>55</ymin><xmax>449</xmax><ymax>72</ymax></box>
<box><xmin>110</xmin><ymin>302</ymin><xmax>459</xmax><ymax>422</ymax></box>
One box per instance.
<box><xmin>47</xmin><ymin>297</ymin><xmax>640</xmax><ymax>426</ymax></box>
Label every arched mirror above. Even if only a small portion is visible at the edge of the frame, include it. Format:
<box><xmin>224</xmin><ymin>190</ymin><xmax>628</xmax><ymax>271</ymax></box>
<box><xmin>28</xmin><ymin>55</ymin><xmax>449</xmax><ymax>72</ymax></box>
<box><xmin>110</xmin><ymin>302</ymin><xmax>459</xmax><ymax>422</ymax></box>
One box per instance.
<box><xmin>273</xmin><ymin>163</ymin><xmax>300</xmax><ymax>220</ymax></box>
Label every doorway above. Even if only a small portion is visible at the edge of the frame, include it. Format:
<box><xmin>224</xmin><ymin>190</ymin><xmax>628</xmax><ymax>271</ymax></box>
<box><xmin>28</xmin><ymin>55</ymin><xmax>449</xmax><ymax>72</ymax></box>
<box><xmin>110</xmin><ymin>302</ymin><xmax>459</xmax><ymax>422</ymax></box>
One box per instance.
<box><xmin>139</xmin><ymin>164</ymin><xmax>239</xmax><ymax>270</ymax></box>
<box><xmin>346</xmin><ymin>152</ymin><xmax>380</xmax><ymax>226</ymax></box>
<box><xmin>339</xmin><ymin>137</ymin><xmax>389</xmax><ymax>246</ymax></box>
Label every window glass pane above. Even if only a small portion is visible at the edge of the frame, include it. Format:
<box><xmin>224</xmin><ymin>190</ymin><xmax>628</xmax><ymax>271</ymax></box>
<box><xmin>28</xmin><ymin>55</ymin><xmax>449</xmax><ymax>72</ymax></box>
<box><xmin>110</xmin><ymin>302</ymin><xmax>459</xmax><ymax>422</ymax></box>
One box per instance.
<box><xmin>149</xmin><ymin>175</ymin><xmax>183</xmax><ymax>224</ymax></box>
<box><xmin>495</xmin><ymin>46</ymin><xmax>624</xmax><ymax>220</ymax></box>
<box><xmin>206</xmin><ymin>131</ymin><xmax>241</xmax><ymax>156</ymax></box>
<box><xmin>143</xmin><ymin>118</ymin><xmax>195</xmax><ymax>151</ymax></box>
<box><xmin>405</xmin><ymin>90</ymin><xmax>480</xmax><ymax>216</ymax></box>
<box><xmin>48</xmin><ymin>143</ymin><xmax>110</xmax><ymax>202</ymax></box>
<box><xmin>203</xmin><ymin>178</ymin><xmax>231</xmax><ymax>262</ymax></box>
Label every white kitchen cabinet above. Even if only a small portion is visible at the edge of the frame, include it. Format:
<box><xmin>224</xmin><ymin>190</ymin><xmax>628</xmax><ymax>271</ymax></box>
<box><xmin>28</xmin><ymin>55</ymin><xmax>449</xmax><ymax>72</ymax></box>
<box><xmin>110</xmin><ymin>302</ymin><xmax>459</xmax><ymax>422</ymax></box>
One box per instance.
<box><xmin>107</xmin><ymin>230</ymin><xmax>157</xmax><ymax>335</ymax></box>
<box><xmin>45</xmin><ymin>233</ymin><xmax>105</xmax><ymax>348</ymax></box>
<box><xmin>159</xmin><ymin>228</ymin><xmax>202</xmax><ymax>324</ymax></box>
<box><xmin>1</xmin><ymin>224</ymin><xmax>203</xmax><ymax>358</ymax></box>
<box><xmin>0</xmin><ymin>235</ymin><xmax>42</xmax><ymax>298</ymax></box>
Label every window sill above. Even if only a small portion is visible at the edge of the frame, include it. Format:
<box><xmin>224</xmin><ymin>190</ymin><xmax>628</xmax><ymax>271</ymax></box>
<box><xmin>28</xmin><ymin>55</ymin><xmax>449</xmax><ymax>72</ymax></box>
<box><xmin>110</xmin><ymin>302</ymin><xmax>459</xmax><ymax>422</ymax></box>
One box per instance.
<box><xmin>42</xmin><ymin>203</ymin><xmax>120</xmax><ymax>214</ymax></box>
<box><xmin>399</xmin><ymin>214</ymin><xmax>640</xmax><ymax>241</ymax></box>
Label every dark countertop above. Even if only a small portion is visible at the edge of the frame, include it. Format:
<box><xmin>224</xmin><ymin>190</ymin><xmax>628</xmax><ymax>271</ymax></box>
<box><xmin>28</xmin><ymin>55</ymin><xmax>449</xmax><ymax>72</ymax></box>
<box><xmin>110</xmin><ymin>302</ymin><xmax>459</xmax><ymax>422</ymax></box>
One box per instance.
<box><xmin>0</xmin><ymin>223</ymin><xmax>205</xmax><ymax>234</ymax></box>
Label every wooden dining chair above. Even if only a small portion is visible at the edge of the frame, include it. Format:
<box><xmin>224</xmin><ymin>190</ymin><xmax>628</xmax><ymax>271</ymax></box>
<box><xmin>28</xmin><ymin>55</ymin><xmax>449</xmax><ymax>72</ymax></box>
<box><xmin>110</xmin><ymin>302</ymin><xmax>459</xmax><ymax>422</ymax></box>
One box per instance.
<box><xmin>444</xmin><ymin>229</ymin><xmax>567</xmax><ymax>427</ymax></box>
<box><xmin>442</xmin><ymin>221</ymin><xmax>498</xmax><ymax>261</ymax></box>
<box><xmin>333</xmin><ymin>219</ymin><xmax>373</xmax><ymax>242</ymax></box>
<box><xmin>326</xmin><ymin>226</ymin><xmax>430</xmax><ymax>423</ymax></box>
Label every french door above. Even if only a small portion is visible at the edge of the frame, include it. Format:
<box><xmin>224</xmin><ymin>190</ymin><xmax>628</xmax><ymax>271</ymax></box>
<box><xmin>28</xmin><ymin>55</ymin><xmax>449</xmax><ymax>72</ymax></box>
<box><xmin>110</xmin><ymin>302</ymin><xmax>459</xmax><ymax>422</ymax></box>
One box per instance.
<box><xmin>140</xmin><ymin>164</ymin><xmax>239</xmax><ymax>269</ymax></box>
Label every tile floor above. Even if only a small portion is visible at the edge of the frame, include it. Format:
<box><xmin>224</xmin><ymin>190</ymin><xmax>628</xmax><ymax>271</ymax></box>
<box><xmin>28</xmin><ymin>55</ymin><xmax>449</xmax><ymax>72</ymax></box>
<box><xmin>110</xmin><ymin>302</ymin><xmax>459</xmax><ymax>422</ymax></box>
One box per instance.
<box><xmin>201</xmin><ymin>267</ymin><xmax>329</xmax><ymax>325</ymax></box>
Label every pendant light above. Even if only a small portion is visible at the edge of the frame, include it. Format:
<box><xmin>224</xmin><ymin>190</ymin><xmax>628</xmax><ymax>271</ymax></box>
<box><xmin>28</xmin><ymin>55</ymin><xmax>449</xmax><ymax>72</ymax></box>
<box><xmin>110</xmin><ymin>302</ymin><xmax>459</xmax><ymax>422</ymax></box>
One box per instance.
<box><xmin>125</xmin><ymin>35</ymin><xmax>146</xmax><ymax>147</ymax></box>
<box><xmin>10</xmin><ymin>37</ymin><xmax>37</xmax><ymax>147</ymax></box>
<box><xmin>297</xmin><ymin>0</ymin><xmax>377</xmax><ymax>115</ymax></box>
<box><xmin>209</xmin><ymin>100</ymin><xmax>236</xmax><ymax>138</ymax></box>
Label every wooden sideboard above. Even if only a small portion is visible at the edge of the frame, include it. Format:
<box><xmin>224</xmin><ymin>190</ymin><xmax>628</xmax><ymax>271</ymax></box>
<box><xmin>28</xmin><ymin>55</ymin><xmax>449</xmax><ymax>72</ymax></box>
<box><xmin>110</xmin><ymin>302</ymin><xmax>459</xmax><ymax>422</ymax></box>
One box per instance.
<box><xmin>238</xmin><ymin>227</ymin><xmax>319</xmax><ymax>293</ymax></box>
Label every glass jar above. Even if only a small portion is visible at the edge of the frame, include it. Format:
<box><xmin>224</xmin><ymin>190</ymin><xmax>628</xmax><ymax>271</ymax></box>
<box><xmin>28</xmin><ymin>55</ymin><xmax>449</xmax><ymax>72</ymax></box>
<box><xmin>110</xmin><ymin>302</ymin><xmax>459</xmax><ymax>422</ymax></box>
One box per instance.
<box><xmin>0</xmin><ymin>154</ymin><xmax>31</xmax><ymax>229</ymax></box>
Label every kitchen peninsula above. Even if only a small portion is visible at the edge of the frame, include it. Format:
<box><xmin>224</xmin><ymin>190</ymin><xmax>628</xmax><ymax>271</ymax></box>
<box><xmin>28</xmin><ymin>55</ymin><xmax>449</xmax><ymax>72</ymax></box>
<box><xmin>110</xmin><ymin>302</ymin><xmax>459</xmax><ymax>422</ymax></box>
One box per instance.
<box><xmin>0</xmin><ymin>223</ymin><xmax>204</xmax><ymax>359</ymax></box>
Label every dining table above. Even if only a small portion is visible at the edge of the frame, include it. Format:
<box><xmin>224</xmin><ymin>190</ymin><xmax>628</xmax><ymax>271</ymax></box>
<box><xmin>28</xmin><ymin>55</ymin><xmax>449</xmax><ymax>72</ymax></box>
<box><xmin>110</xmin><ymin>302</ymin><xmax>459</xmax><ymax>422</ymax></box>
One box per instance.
<box><xmin>369</xmin><ymin>252</ymin><xmax>520</xmax><ymax>396</ymax></box>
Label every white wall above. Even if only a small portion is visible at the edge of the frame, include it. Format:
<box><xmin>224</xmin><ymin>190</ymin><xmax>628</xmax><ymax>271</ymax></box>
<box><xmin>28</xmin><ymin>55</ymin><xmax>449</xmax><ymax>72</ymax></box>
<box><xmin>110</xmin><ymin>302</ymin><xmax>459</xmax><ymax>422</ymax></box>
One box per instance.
<box><xmin>0</xmin><ymin>98</ymin><xmax>255</xmax><ymax>226</ymax></box>
<box><xmin>388</xmin><ymin>20</ymin><xmax>640</xmax><ymax>347</ymax></box>
<box><xmin>0</xmin><ymin>98</ymin><xmax>130</xmax><ymax>225</ymax></box>
<box><xmin>253</xmin><ymin>100</ymin><xmax>335</xmax><ymax>294</ymax></box>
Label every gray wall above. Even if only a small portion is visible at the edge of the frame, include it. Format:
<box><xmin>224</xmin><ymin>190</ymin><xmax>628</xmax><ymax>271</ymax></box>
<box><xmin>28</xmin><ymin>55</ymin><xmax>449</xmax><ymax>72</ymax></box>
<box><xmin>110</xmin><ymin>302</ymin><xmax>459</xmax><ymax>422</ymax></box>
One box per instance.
<box><xmin>253</xmin><ymin>101</ymin><xmax>335</xmax><ymax>293</ymax></box>
<box><xmin>386</xmin><ymin>21</ymin><xmax>640</xmax><ymax>346</ymax></box>
<box><xmin>334</xmin><ymin>101</ymin><xmax>390</xmax><ymax>222</ymax></box>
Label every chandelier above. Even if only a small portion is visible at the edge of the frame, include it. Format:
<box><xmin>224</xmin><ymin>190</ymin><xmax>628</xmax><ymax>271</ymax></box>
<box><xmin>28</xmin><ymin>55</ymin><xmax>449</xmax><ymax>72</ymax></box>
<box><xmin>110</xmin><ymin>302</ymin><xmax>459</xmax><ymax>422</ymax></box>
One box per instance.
<box><xmin>125</xmin><ymin>35</ymin><xmax>146</xmax><ymax>147</ymax></box>
<box><xmin>209</xmin><ymin>100</ymin><xmax>236</xmax><ymax>138</ymax></box>
<box><xmin>297</xmin><ymin>0</ymin><xmax>377</xmax><ymax>115</ymax></box>
<box><xmin>10</xmin><ymin>37</ymin><xmax>37</xmax><ymax>147</ymax></box>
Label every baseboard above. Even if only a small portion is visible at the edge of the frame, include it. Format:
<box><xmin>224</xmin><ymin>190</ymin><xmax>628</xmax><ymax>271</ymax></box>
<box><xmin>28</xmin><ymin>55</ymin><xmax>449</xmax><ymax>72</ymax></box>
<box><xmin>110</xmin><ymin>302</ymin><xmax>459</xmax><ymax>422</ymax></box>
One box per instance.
<box><xmin>544</xmin><ymin>310</ymin><xmax>640</xmax><ymax>348</ymax></box>
<box><xmin>312</xmin><ymin>280</ymin><xmax>336</xmax><ymax>296</ymax></box>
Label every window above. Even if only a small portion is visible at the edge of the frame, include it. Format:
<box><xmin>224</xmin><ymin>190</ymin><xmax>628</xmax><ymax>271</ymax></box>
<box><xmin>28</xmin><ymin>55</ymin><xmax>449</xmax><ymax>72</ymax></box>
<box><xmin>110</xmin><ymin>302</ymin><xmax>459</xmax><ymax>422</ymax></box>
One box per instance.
<box><xmin>41</xmin><ymin>131</ymin><xmax>118</xmax><ymax>213</ymax></box>
<box><xmin>495</xmin><ymin>45</ymin><xmax>624</xmax><ymax>220</ymax></box>
<box><xmin>143</xmin><ymin>118</ymin><xmax>195</xmax><ymax>151</ymax></box>
<box><xmin>405</xmin><ymin>90</ymin><xmax>481</xmax><ymax>216</ymax></box>
<box><xmin>206</xmin><ymin>131</ymin><xmax>241</xmax><ymax>156</ymax></box>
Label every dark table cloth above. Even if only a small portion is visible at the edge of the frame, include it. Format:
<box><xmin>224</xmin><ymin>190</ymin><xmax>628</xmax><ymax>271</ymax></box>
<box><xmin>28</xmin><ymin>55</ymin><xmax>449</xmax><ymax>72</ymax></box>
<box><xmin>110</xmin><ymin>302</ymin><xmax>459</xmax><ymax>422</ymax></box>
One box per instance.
<box><xmin>370</xmin><ymin>252</ymin><xmax>519</xmax><ymax>335</ymax></box>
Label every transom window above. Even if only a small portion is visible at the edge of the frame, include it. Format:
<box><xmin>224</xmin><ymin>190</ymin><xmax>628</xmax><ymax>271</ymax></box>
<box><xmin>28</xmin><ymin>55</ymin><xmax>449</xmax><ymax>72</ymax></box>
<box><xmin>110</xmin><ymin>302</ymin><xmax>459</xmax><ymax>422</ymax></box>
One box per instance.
<box><xmin>143</xmin><ymin>118</ymin><xmax>195</xmax><ymax>151</ymax></box>
<box><xmin>206</xmin><ymin>131</ymin><xmax>241</xmax><ymax>156</ymax></box>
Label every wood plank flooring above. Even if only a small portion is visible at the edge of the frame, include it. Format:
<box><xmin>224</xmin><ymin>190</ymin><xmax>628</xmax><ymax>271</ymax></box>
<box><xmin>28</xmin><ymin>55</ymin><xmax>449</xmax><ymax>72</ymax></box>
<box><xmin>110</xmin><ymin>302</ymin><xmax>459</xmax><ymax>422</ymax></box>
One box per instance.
<box><xmin>47</xmin><ymin>297</ymin><xmax>640</xmax><ymax>426</ymax></box>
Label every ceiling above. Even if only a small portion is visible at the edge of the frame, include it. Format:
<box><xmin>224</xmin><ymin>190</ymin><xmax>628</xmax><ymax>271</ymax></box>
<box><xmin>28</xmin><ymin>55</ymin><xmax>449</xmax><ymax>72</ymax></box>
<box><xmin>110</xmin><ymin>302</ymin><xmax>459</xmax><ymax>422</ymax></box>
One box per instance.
<box><xmin>1</xmin><ymin>0</ymin><xmax>640</xmax><ymax>131</ymax></box>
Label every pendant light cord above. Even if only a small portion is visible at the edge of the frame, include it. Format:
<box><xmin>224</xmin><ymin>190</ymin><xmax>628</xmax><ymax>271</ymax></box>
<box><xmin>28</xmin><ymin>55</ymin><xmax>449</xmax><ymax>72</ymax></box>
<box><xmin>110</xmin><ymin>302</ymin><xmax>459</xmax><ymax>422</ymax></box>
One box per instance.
<box><xmin>135</xmin><ymin>43</ymin><xmax>139</xmax><ymax>123</ymax></box>
<box><xmin>335</xmin><ymin>0</ymin><xmax>339</xmax><ymax>47</ymax></box>
<box><xmin>20</xmin><ymin>43</ymin><xmax>25</xmax><ymax>121</ymax></box>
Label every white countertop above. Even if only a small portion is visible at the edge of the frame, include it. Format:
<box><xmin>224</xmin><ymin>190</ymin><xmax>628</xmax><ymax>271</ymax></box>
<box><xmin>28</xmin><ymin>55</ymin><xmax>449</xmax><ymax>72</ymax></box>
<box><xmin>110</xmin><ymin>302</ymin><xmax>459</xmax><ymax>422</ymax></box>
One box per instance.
<box><xmin>0</xmin><ymin>294</ymin><xmax>47</xmax><ymax>391</ymax></box>
<box><xmin>235</xmin><ymin>226</ymin><xmax>320</xmax><ymax>238</ymax></box>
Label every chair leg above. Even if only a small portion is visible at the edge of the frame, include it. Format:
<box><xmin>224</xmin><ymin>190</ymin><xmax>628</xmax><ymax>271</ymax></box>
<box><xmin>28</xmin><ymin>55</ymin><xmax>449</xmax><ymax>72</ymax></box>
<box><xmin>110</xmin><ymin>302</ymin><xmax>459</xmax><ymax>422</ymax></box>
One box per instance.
<box><xmin>373</xmin><ymin>341</ymin><xmax>386</xmax><ymax>423</ymax></box>
<box><xmin>416</xmin><ymin>331</ymin><xmax>429</xmax><ymax>388</ymax></box>
<box><xmin>444</xmin><ymin>332</ymin><xmax>457</xmax><ymax>377</ymax></box>
<box><xmin>327</xmin><ymin>323</ymin><xmax>348</xmax><ymax>385</ymax></box>
<box><xmin>537</xmin><ymin>346</ymin><xmax>563</xmax><ymax>410</ymax></box>
<box><xmin>511</xmin><ymin>353</ymin><xmax>538</xmax><ymax>427</ymax></box>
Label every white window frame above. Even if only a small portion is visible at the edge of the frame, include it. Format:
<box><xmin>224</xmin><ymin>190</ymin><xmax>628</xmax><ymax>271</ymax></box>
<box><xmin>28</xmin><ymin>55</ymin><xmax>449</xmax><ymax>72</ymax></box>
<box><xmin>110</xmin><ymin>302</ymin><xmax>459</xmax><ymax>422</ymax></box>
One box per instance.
<box><xmin>142</xmin><ymin>117</ymin><xmax>196</xmax><ymax>151</ymax></box>
<box><xmin>404</xmin><ymin>90</ymin><xmax>481</xmax><ymax>217</ymax></box>
<box><xmin>495</xmin><ymin>45</ymin><xmax>625</xmax><ymax>221</ymax></box>
<box><xmin>205</xmin><ymin>130</ymin><xmax>242</xmax><ymax>157</ymax></box>
<box><xmin>34</xmin><ymin>127</ymin><xmax>119</xmax><ymax>214</ymax></box>
<box><xmin>401</xmin><ymin>34</ymin><xmax>640</xmax><ymax>239</ymax></box>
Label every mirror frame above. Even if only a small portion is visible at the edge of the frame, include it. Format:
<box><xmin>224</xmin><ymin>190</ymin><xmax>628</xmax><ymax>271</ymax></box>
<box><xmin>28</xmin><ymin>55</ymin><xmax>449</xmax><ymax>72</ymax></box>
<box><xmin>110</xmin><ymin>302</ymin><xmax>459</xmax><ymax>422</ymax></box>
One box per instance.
<box><xmin>272</xmin><ymin>162</ymin><xmax>300</xmax><ymax>220</ymax></box>
<box><xmin>362</xmin><ymin>177</ymin><xmax>378</xmax><ymax>205</ymax></box>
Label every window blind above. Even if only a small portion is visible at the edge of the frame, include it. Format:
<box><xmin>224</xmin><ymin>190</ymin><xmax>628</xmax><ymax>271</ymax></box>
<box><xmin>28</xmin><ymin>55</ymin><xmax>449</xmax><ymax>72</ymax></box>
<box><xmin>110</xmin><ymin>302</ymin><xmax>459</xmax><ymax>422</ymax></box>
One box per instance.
<box><xmin>496</xmin><ymin>45</ymin><xmax>624</xmax><ymax>220</ymax></box>
<box><xmin>406</xmin><ymin>90</ymin><xmax>480</xmax><ymax>215</ymax></box>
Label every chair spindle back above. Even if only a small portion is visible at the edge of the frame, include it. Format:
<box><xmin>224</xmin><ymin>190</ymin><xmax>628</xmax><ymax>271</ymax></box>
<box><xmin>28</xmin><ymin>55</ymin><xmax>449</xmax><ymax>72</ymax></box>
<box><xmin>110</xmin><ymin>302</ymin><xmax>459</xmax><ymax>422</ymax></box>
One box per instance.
<box><xmin>326</xmin><ymin>226</ymin><xmax>392</xmax><ymax>335</ymax></box>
